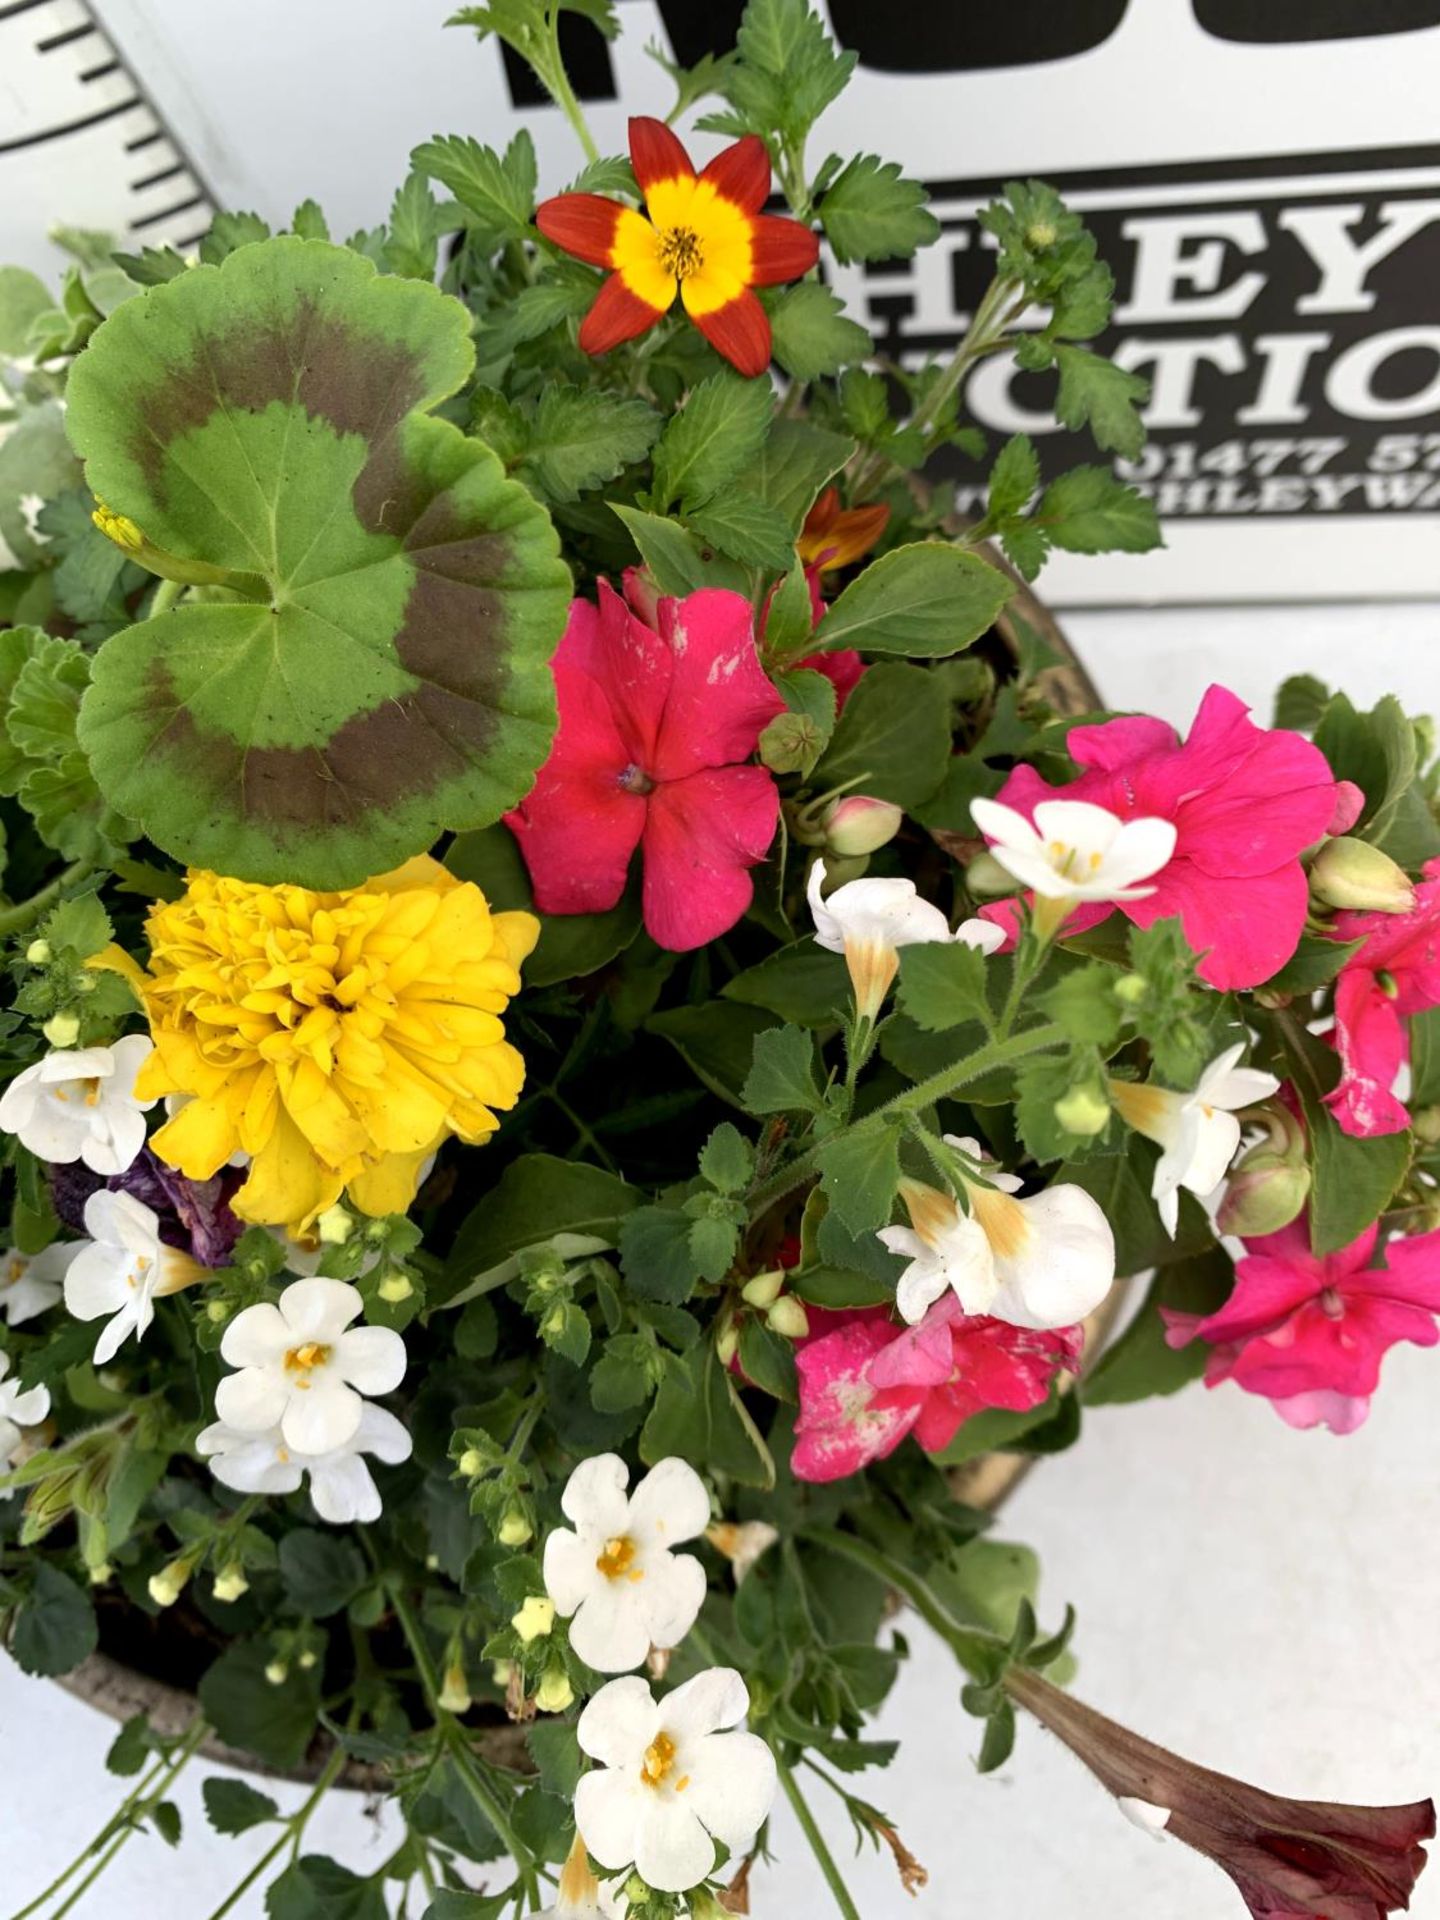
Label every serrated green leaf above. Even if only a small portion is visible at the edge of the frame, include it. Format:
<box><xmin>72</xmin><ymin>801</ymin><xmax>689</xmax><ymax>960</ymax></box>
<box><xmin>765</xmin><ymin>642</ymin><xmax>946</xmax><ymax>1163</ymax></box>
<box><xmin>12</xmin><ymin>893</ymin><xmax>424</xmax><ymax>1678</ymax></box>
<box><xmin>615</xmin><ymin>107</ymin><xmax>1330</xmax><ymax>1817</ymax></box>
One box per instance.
<box><xmin>742</xmin><ymin>1023</ymin><xmax>823</xmax><ymax>1114</ymax></box>
<box><xmin>67</xmin><ymin>237</ymin><xmax>570</xmax><ymax>886</ymax></box>
<box><xmin>266</xmin><ymin>1856</ymin><xmax>387</xmax><ymax>1920</ymax></box>
<box><xmin>620</xmin><ymin>1206</ymin><xmax>698</xmax><ymax>1305</ymax></box>
<box><xmin>816</xmin><ymin>1122</ymin><xmax>900</xmax><ymax>1235</ymax></box>
<box><xmin>651</xmin><ymin>372</ymin><xmax>774</xmax><ymax>512</ymax></box>
<box><xmin>1312</xmin><ymin>693</ymin><xmax>1417</xmax><ymax>847</ymax></box>
<box><xmin>768</xmin><ymin>282</ymin><xmax>872</xmax><ymax>380</ymax></box>
<box><xmin>518</xmin><ymin>388</ymin><xmax>661</xmax><ymax>504</ymax></box>
<box><xmin>279</xmin><ymin>1529</ymin><xmax>367</xmax><ymax>1616</ymax></box>
<box><xmin>10</xmin><ymin>1564</ymin><xmax>97</xmax><ymax>1676</ymax></box>
<box><xmin>718</xmin><ymin>0</ymin><xmax>856</xmax><ymax>146</ymax></box>
<box><xmin>610</xmin><ymin>504</ymin><xmax>750</xmax><ymax>596</ymax></box>
<box><xmin>411</xmin><ymin>131</ymin><xmax>537</xmax><ymax>241</ymax></box>
<box><xmin>386</xmin><ymin>172</ymin><xmax>443</xmax><ymax>281</ymax></box>
<box><xmin>820</xmin><ymin>155</ymin><xmax>940</xmax><ymax>265</ymax></box>
<box><xmin>897</xmin><ymin>943</ymin><xmax>992</xmax><ymax>1034</ymax></box>
<box><xmin>988</xmin><ymin>435</ymin><xmax>1039</xmax><ymax>519</ymax></box>
<box><xmin>1052</xmin><ymin>345</ymin><xmax>1149</xmax><ymax>461</ymax></box>
<box><xmin>200</xmin><ymin>1643</ymin><xmax>320</xmax><ymax>1768</ymax></box>
<box><xmin>740</xmin><ymin>418</ymin><xmax>853</xmax><ymax>534</ymax></box>
<box><xmin>640</xmin><ymin>1344</ymin><xmax>773</xmax><ymax>1487</ymax></box>
<box><xmin>202</xmin><ymin>1776</ymin><xmax>280</xmax><ymax>1835</ymax></box>
<box><xmin>686</xmin><ymin>487</ymin><xmax>795</xmax><ymax>569</ymax></box>
<box><xmin>812</xmin><ymin>543</ymin><xmax>1012</xmax><ymax>657</ymax></box>
<box><xmin>1037</xmin><ymin>465</ymin><xmax>1161</xmax><ymax>555</ymax></box>
<box><xmin>0</xmin><ymin>266</ymin><xmax>52</xmax><ymax>356</ymax></box>
<box><xmin>1273</xmin><ymin>673</ymin><xmax>1330</xmax><ymax>734</ymax></box>
<box><xmin>699</xmin><ymin>1121</ymin><xmax>753</xmax><ymax>1193</ymax></box>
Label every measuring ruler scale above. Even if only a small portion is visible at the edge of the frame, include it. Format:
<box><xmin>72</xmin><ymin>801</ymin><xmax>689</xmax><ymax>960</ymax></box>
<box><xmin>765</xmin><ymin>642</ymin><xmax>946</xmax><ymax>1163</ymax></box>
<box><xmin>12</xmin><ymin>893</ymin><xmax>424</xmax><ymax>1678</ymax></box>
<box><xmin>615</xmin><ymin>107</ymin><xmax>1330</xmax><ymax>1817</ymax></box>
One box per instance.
<box><xmin>0</xmin><ymin>0</ymin><xmax>216</xmax><ymax>275</ymax></box>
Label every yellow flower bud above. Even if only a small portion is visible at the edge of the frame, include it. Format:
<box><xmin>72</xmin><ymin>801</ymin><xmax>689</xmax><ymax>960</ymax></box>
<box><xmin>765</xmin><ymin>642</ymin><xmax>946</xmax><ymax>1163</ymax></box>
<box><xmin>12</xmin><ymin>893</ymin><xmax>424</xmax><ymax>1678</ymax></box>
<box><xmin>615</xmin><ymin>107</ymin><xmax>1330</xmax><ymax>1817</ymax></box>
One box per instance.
<box><xmin>1054</xmin><ymin>1082</ymin><xmax>1111</xmax><ymax>1137</ymax></box>
<box><xmin>297</xmin><ymin>1648</ymin><xmax>317</xmax><ymax>1670</ymax></box>
<box><xmin>42</xmin><ymin>1013</ymin><xmax>81</xmax><ymax>1048</ymax></box>
<box><xmin>741</xmin><ymin>1269</ymin><xmax>785</xmax><ymax>1310</ymax></box>
<box><xmin>264</xmin><ymin>1659</ymin><xmax>289</xmax><ymax>1686</ymax></box>
<box><xmin>92</xmin><ymin>499</ymin><xmax>144</xmax><ymax>553</ymax></box>
<box><xmin>212</xmin><ymin>1563</ymin><xmax>249</xmax><ymax>1604</ymax></box>
<box><xmin>205</xmin><ymin>1299</ymin><xmax>230</xmax><ymax>1324</ymax></box>
<box><xmin>88</xmin><ymin>1562</ymin><xmax>113</xmax><ymax>1586</ymax></box>
<box><xmin>315</xmin><ymin>1203</ymin><xmax>353</xmax><ymax>1245</ymax></box>
<box><xmin>377</xmin><ymin>1270</ymin><xmax>413</xmax><ymax>1304</ymax></box>
<box><xmin>766</xmin><ymin>1295</ymin><xmax>810</xmax><ymax>1340</ymax></box>
<box><xmin>458</xmin><ymin>1448</ymin><xmax>485</xmax><ymax>1479</ymax></box>
<box><xmin>535</xmin><ymin>1667</ymin><xmax>575</xmax><ymax>1714</ymax></box>
<box><xmin>24</xmin><ymin>939</ymin><xmax>50</xmax><ymax>965</ymax></box>
<box><xmin>511</xmin><ymin>1595</ymin><xmax>556</xmax><ymax>1644</ymax></box>
<box><xmin>716</xmin><ymin>1323</ymin><xmax>739</xmax><ymax>1368</ymax></box>
<box><xmin>498</xmin><ymin>1506</ymin><xmax>533</xmax><ymax>1548</ymax></box>
<box><xmin>438</xmin><ymin>1660</ymin><xmax>472</xmax><ymax>1714</ymax></box>
<box><xmin>147</xmin><ymin>1558</ymin><xmax>192</xmax><ymax>1609</ymax></box>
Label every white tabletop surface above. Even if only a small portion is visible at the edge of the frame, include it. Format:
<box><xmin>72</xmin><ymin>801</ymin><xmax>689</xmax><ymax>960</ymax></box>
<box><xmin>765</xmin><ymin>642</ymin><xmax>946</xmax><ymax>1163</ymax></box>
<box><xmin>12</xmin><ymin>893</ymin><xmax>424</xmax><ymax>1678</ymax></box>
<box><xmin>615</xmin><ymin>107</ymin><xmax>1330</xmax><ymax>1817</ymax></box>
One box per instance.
<box><xmin>3</xmin><ymin>600</ymin><xmax>1440</xmax><ymax>1917</ymax></box>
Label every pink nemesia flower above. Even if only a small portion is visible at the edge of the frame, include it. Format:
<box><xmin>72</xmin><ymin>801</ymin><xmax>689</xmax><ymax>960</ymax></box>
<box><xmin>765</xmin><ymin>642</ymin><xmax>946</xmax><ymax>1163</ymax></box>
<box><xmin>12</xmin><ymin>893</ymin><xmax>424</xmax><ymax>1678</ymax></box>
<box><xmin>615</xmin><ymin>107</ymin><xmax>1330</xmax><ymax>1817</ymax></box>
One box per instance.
<box><xmin>791</xmin><ymin>1297</ymin><xmax>1081</xmax><ymax>1483</ymax></box>
<box><xmin>1162</xmin><ymin>1215</ymin><xmax>1440</xmax><ymax>1433</ymax></box>
<box><xmin>506</xmin><ymin>581</ymin><xmax>784</xmax><ymax>952</ymax></box>
<box><xmin>1324</xmin><ymin>858</ymin><xmax>1440</xmax><ymax>1138</ymax></box>
<box><xmin>976</xmin><ymin>686</ymin><xmax>1341</xmax><ymax>989</ymax></box>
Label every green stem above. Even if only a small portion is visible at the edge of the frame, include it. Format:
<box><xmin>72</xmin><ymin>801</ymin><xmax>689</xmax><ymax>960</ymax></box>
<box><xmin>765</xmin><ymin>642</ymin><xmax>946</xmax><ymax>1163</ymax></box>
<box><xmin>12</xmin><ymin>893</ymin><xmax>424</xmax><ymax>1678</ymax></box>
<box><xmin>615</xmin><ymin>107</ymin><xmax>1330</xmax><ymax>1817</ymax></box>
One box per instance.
<box><xmin>539</xmin><ymin>20</ymin><xmax>599</xmax><ymax>164</ymax></box>
<box><xmin>0</xmin><ymin>860</ymin><xmax>94</xmax><ymax>939</ymax></box>
<box><xmin>148</xmin><ymin>576</ymin><xmax>184</xmax><ymax>617</ymax></box>
<box><xmin>40</xmin><ymin>1718</ymin><xmax>207</xmax><ymax>1920</ymax></box>
<box><xmin>6</xmin><ymin>1749</ymin><xmax>170</xmax><ymax>1920</ymax></box>
<box><xmin>775</xmin><ymin>1748</ymin><xmax>862</xmax><ymax>1920</ymax></box>
<box><xmin>546</xmin><ymin>1085</ymin><xmax>619</xmax><ymax>1173</ymax></box>
<box><xmin>202</xmin><ymin>1742</ymin><xmax>348</xmax><ymax>1920</ymax></box>
<box><xmin>800</xmin><ymin>1527</ymin><xmax>999</xmax><ymax>1677</ymax></box>
<box><xmin>386</xmin><ymin>1577</ymin><xmax>542</xmax><ymax>1903</ymax></box>
<box><xmin>745</xmin><ymin>1021</ymin><xmax>1064</xmax><ymax>1223</ymax></box>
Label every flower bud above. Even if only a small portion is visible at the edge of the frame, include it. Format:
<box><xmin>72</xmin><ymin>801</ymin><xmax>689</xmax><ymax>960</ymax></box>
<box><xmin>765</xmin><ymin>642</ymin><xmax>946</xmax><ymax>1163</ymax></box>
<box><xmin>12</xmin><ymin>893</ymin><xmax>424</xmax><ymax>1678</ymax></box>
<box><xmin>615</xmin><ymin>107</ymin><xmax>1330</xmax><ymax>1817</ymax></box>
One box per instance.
<box><xmin>376</xmin><ymin>1270</ymin><xmax>413</xmax><ymax>1304</ymax></box>
<box><xmin>205</xmin><ymin>1299</ymin><xmax>230</xmax><ymax>1324</ymax></box>
<box><xmin>88</xmin><ymin>1561</ymin><xmax>113</xmax><ymax>1586</ymax></box>
<box><xmin>42</xmin><ymin>1012</ymin><xmax>80</xmax><ymax>1048</ymax></box>
<box><xmin>316</xmin><ymin>1203</ymin><xmax>353</xmax><ymax>1245</ymax></box>
<box><xmin>147</xmin><ymin>1558</ymin><xmax>193</xmax><ymax>1609</ymax></box>
<box><xmin>759</xmin><ymin>711</ymin><xmax>821</xmax><ymax>776</ymax></box>
<box><xmin>1114</xmin><ymin>972</ymin><xmax>1148</xmax><ymax>1005</ymax></box>
<box><xmin>458</xmin><ymin>1447</ymin><xmax>485</xmax><ymax>1479</ymax></box>
<box><xmin>497</xmin><ymin>1505</ymin><xmax>533</xmax><ymax>1548</ymax></box>
<box><xmin>1054</xmin><ymin>1082</ymin><xmax>1111</xmax><ymax>1137</ymax></box>
<box><xmin>511</xmin><ymin>1595</ymin><xmax>555</xmax><ymax>1644</ymax></box>
<box><xmin>716</xmin><ymin>1322</ymin><xmax>739</xmax><ymax>1368</ymax></box>
<box><xmin>438</xmin><ymin>1660</ymin><xmax>472</xmax><ymax>1714</ymax></box>
<box><xmin>24</xmin><ymin>939</ymin><xmax>50</xmax><ymax>965</ymax></box>
<box><xmin>212</xmin><ymin>1562</ymin><xmax>249</xmax><ymax>1604</ymax></box>
<box><xmin>1413</xmin><ymin>1105</ymin><xmax>1440</xmax><ymax>1145</ymax></box>
<box><xmin>1310</xmin><ymin>836</ymin><xmax>1416</xmax><ymax>914</ymax></box>
<box><xmin>1216</xmin><ymin>1156</ymin><xmax>1311</xmax><ymax>1238</ymax></box>
<box><xmin>965</xmin><ymin>850</ymin><xmax>1016</xmax><ymax>897</ymax></box>
<box><xmin>741</xmin><ymin>1269</ymin><xmax>785</xmax><ymax>1310</ymax></box>
<box><xmin>535</xmin><ymin>1666</ymin><xmax>575</xmax><ymax>1714</ymax></box>
<box><xmin>823</xmin><ymin>795</ymin><xmax>903</xmax><ymax>858</ymax></box>
<box><xmin>766</xmin><ymin>1294</ymin><xmax>810</xmax><ymax>1340</ymax></box>
<box><xmin>297</xmin><ymin>1648</ymin><xmax>318</xmax><ymax>1670</ymax></box>
<box><xmin>264</xmin><ymin>1659</ymin><xmax>289</xmax><ymax>1686</ymax></box>
<box><xmin>73</xmin><ymin>971</ymin><xmax>95</xmax><ymax>994</ymax></box>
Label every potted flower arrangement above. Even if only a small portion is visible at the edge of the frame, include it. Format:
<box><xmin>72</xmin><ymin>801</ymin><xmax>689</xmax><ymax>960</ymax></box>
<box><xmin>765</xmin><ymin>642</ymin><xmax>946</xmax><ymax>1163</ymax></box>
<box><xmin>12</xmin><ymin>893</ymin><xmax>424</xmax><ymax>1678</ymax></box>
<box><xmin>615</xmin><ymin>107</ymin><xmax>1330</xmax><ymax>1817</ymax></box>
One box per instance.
<box><xmin>1</xmin><ymin>2</ymin><xmax>1437</xmax><ymax>1916</ymax></box>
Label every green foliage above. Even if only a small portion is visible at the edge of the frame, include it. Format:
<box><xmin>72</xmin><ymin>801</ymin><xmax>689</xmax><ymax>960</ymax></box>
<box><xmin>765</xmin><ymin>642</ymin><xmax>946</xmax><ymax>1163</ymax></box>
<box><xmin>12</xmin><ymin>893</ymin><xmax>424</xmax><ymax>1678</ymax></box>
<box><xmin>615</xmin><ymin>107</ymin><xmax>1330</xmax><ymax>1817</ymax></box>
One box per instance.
<box><xmin>812</xmin><ymin>543</ymin><xmax>1013</xmax><ymax>658</ymax></box>
<box><xmin>816</xmin><ymin>1121</ymin><xmax>901</xmax><ymax>1235</ymax></box>
<box><xmin>708</xmin><ymin>0</ymin><xmax>856</xmax><ymax>146</ymax></box>
<box><xmin>410</xmin><ymin>131</ymin><xmax>538</xmax><ymax>243</ymax></box>
<box><xmin>743</xmin><ymin>1024</ymin><xmax>825</xmax><ymax>1115</ymax></box>
<box><xmin>819</xmin><ymin>155</ymin><xmax>941</xmax><ymax>264</ymax></box>
<box><xmin>811</xmin><ymin>662</ymin><xmax>953</xmax><ymax>809</ymax></box>
<box><xmin>278</xmin><ymin>1531</ymin><xmax>368</xmax><ymax>1617</ymax></box>
<box><xmin>897</xmin><ymin>944</ymin><xmax>993</xmax><ymax>1035</ymax></box>
<box><xmin>649</xmin><ymin>371</ymin><xmax>774</xmax><ymax>515</ymax></box>
<box><xmin>66</xmin><ymin>238</ymin><xmax>570</xmax><ymax>887</ymax></box>
<box><xmin>198</xmin><ymin>1644</ymin><xmax>322</xmax><ymax>1769</ymax></box>
<box><xmin>203</xmin><ymin>1777</ymin><xmax>280</xmax><ymax>1835</ymax></box>
<box><xmin>768</xmin><ymin>284</ymin><xmax>873</xmax><ymax>380</ymax></box>
<box><xmin>1083</xmin><ymin>1250</ymin><xmax>1236</xmax><ymax>1406</ymax></box>
<box><xmin>9</xmin><ymin>1564</ymin><xmax>98</xmax><ymax>1676</ymax></box>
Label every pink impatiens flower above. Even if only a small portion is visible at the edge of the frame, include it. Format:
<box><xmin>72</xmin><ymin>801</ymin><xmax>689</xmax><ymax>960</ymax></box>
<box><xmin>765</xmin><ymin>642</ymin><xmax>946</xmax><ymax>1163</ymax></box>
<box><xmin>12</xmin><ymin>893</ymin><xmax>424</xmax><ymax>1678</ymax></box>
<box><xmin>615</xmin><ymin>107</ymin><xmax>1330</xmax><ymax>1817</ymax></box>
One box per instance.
<box><xmin>977</xmin><ymin>685</ymin><xmax>1342</xmax><ymax>989</ymax></box>
<box><xmin>791</xmin><ymin>1298</ymin><xmax>1081</xmax><ymax>1482</ymax></box>
<box><xmin>507</xmin><ymin>582</ymin><xmax>784</xmax><ymax>952</ymax></box>
<box><xmin>1324</xmin><ymin>858</ymin><xmax>1440</xmax><ymax>1137</ymax></box>
<box><xmin>1163</xmin><ymin>1216</ymin><xmax>1440</xmax><ymax>1433</ymax></box>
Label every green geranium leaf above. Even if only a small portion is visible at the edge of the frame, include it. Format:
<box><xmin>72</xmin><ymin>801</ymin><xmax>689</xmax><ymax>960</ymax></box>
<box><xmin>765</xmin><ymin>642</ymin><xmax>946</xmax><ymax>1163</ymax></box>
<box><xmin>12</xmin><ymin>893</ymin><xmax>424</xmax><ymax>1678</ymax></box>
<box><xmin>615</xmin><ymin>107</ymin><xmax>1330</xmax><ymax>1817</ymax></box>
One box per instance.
<box><xmin>66</xmin><ymin>237</ymin><xmax>570</xmax><ymax>887</ymax></box>
<box><xmin>812</xmin><ymin>543</ymin><xmax>1013</xmax><ymax>657</ymax></box>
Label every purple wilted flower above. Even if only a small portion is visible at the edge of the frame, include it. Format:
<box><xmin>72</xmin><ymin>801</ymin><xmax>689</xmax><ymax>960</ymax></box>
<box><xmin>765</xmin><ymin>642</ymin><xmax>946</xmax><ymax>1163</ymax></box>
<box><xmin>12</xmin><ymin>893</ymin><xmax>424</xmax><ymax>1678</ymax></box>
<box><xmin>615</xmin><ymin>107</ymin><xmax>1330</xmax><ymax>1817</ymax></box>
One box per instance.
<box><xmin>51</xmin><ymin>1147</ymin><xmax>243</xmax><ymax>1268</ymax></box>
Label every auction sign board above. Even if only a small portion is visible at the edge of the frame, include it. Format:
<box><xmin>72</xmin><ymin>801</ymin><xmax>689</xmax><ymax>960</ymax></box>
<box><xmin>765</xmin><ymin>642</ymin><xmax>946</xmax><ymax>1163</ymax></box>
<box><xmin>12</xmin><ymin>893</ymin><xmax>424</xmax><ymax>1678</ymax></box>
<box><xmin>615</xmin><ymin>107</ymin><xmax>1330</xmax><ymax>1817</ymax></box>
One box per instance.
<box><xmin>7</xmin><ymin>0</ymin><xmax>1440</xmax><ymax>603</ymax></box>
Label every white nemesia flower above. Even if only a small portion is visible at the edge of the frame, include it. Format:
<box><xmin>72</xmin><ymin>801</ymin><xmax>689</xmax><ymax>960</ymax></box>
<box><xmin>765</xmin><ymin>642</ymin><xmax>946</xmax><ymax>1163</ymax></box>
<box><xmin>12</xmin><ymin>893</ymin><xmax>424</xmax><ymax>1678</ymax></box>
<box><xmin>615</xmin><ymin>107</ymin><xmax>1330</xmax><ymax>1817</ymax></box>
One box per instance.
<box><xmin>575</xmin><ymin>1668</ymin><xmax>777</xmax><ymax>1894</ymax></box>
<box><xmin>0</xmin><ymin>1035</ymin><xmax>156</xmax><ymax>1175</ymax></box>
<box><xmin>215</xmin><ymin>1277</ymin><xmax>406</xmax><ymax>1454</ymax></box>
<box><xmin>1111</xmin><ymin>1043</ymin><xmax>1281</xmax><ymax>1236</ymax></box>
<box><xmin>64</xmin><ymin>1189</ymin><xmax>200</xmax><ymax>1364</ymax></box>
<box><xmin>196</xmin><ymin>1401</ymin><xmax>412</xmax><ymax>1524</ymax></box>
<box><xmin>0</xmin><ymin>1240</ymin><xmax>81</xmax><ymax>1325</ymax></box>
<box><xmin>535</xmin><ymin>1837</ymin><xmax>628</xmax><ymax>1919</ymax></box>
<box><xmin>971</xmin><ymin>797</ymin><xmax>1176</xmax><ymax>905</ymax></box>
<box><xmin>0</xmin><ymin>1350</ymin><xmax>49</xmax><ymax>1464</ymax></box>
<box><xmin>544</xmin><ymin>1454</ymin><xmax>709</xmax><ymax>1673</ymax></box>
<box><xmin>807</xmin><ymin>858</ymin><xmax>1003</xmax><ymax>1021</ymax></box>
<box><xmin>881</xmin><ymin>1135</ymin><xmax>1115</xmax><ymax>1331</ymax></box>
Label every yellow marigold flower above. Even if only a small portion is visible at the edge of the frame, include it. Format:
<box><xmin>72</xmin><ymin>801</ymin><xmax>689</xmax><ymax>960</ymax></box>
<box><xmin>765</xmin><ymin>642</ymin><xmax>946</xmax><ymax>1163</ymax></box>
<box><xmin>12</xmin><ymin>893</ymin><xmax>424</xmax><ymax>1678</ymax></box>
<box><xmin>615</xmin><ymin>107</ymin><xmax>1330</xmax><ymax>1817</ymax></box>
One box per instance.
<box><xmin>127</xmin><ymin>856</ymin><xmax>538</xmax><ymax>1234</ymax></box>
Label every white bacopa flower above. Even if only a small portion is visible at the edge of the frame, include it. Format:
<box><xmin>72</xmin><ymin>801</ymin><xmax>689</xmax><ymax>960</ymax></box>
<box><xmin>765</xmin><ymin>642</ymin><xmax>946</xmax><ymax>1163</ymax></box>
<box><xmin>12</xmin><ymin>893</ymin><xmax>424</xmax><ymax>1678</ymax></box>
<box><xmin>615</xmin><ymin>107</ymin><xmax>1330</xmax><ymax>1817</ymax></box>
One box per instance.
<box><xmin>0</xmin><ymin>1350</ymin><xmax>49</xmax><ymax>1464</ymax></box>
<box><xmin>807</xmin><ymin>858</ymin><xmax>1003</xmax><ymax>1021</ymax></box>
<box><xmin>215</xmin><ymin>1277</ymin><xmax>406</xmax><ymax>1454</ymax></box>
<box><xmin>64</xmin><ymin>1189</ymin><xmax>201</xmax><ymax>1364</ymax></box>
<box><xmin>0</xmin><ymin>1035</ymin><xmax>156</xmax><ymax>1175</ymax></box>
<box><xmin>970</xmin><ymin>797</ymin><xmax>1176</xmax><ymax>905</ymax></box>
<box><xmin>0</xmin><ymin>1240</ymin><xmax>81</xmax><ymax>1326</ymax></box>
<box><xmin>535</xmin><ymin>1837</ymin><xmax>629</xmax><ymax>1919</ymax></box>
<box><xmin>196</xmin><ymin>1401</ymin><xmax>412</xmax><ymax>1524</ymax></box>
<box><xmin>543</xmin><ymin>1454</ymin><xmax>710</xmax><ymax>1674</ymax></box>
<box><xmin>1110</xmin><ymin>1043</ymin><xmax>1281</xmax><ymax>1235</ymax></box>
<box><xmin>881</xmin><ymin>1135</ymin><xmax>1115</xmax><ymax>1332</ymax></box>
<box><xmin>575</xmin><ymin>1668</ymin><xmax>777</xmax><ymax>1894</ymax></box>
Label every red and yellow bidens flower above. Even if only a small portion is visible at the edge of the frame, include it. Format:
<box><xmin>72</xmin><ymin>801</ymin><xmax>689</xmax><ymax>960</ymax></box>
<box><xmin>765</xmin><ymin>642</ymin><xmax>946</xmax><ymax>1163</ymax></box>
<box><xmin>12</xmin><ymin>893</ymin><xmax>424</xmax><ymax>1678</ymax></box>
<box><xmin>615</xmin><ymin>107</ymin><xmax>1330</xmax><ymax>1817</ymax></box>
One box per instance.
<box><xmin>535</xmin><ymin>116</ymin><xmax>820</xmax><ymax>378</ymax></box>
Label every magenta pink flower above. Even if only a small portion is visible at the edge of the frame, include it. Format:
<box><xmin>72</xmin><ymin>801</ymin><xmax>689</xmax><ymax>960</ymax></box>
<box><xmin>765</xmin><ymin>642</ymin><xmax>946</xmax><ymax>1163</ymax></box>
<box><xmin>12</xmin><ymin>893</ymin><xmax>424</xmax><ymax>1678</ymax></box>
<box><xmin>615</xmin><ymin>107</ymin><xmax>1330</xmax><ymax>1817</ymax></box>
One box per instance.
<box><xmin>977</xmin><ymin>686</ymin><xmax>1341</xmax><ymax>989</ymax></box>
<box><xmin>506</xmin><ymin>582</ymin><xmax>784</xmax><ymax>952</ymax></box>
<box><xmin>1163</xmin><ymin>1216</ymin><xmax>1440</xmax><ymax>1433</ymax></box>
<box><xmin>1324</xmin><ymin>858</ymin><xmax>1440</xmax><ymax>1138</ymax></box>
<box><xmin>791</xmin><ymin>1297</ymin><xmax>1081</xmax><ymax>1482</ymax></box>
